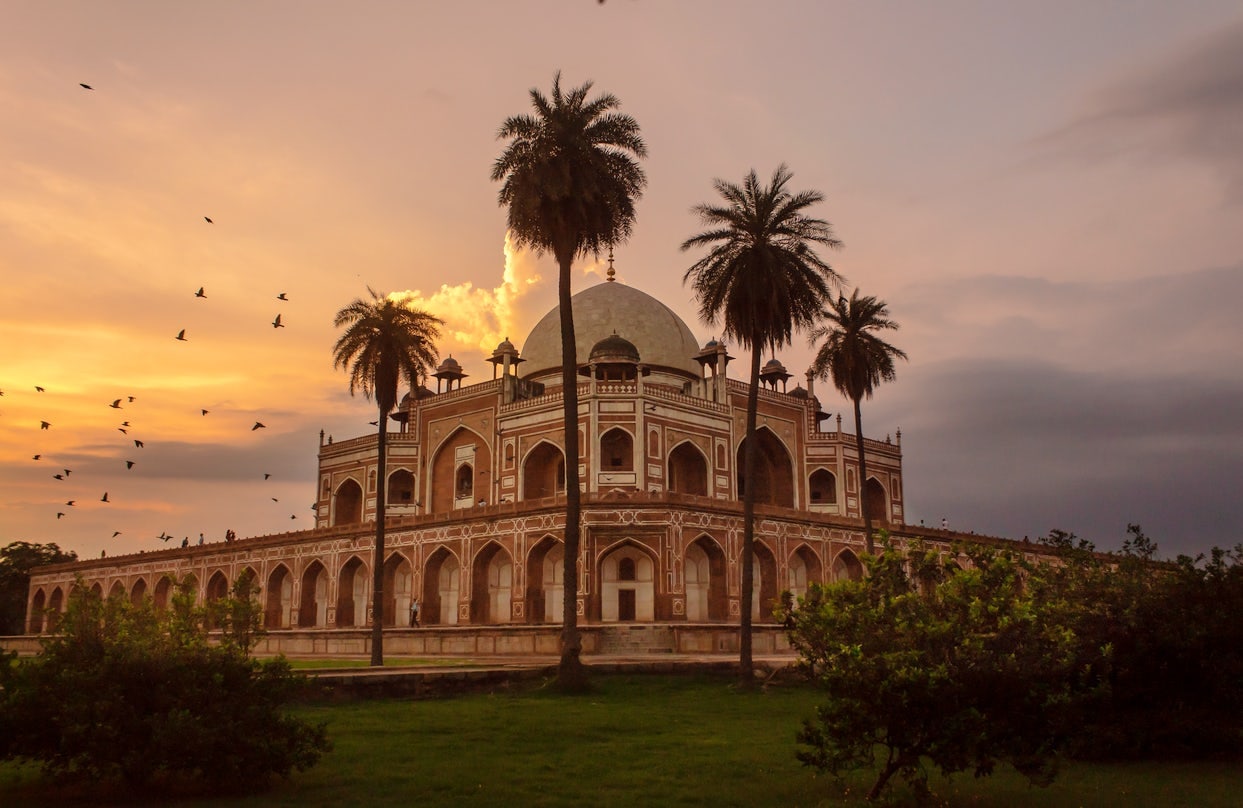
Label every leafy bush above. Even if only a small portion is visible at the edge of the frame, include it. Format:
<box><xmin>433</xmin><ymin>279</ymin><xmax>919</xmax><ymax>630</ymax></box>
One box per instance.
<box><xmin>0</xmin><ymin>575</ymin><xmax>329</xmax><ymax>795</ymax></box>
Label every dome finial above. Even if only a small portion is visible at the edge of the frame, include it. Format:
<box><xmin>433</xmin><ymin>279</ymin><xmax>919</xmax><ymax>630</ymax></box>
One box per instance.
<box><xmin>606</xmin><ymin>248</ymin><xmax>615</xmax><ymax>282</ymax></box>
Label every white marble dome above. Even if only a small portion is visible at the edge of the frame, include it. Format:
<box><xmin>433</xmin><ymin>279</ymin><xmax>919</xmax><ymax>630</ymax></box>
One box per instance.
<box><xmin>520</xmin><ymin>281</ymin><xmax>702</xmax><ymax>384</ymax></box>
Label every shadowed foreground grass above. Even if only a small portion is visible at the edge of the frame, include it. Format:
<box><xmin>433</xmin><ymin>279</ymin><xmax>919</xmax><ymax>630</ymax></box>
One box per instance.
<box><xmin>2</xmin><ymin>674</ymin><xmax>1240</xmax><ymax>806</ymax></box>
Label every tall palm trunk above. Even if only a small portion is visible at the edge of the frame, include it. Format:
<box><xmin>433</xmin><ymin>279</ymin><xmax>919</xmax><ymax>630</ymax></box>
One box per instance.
<box><xmin>853</xmin><ymin>397</ymin><xmax>873</xmax><ymax>556</ymax></box>
<box><xmin>556</xmin><ymin>251</ymin><xmax>587</xmax><ymax>690</ymax></box>
<box><xmin>738</xmin><ymin>345</ymin><xmax>762</xmax><ymax>687</ymax></box>
<box><xmin>370</xmin><ymin>412</ymin><xmax>387</xmax><ymax>666</ymax></box>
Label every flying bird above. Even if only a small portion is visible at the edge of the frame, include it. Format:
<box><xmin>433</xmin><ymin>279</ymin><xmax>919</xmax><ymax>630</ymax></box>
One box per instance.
<box><xmin>113</xmin><ymin>531</ymin><xmax>122</xmax><ymax>538</ymax></box>
<box><xmin>128</xmin><ymin>396</ymin><xmax>135</xmax><ymax>402</ymax></box>
<box><xmin>110</xmin><ymin>399</ymin><xmax>122</xmax><ymax>408</ymax></box>
<box><xmin>290</xmin><ymin>515</ymin><xmax>296</xmax><ymax>520</ymax></box>
<box><xmin>125</xmin><ymin>460</ymin><xmax>134</xmax><ymax>469</ymax></box>
<box><xmin>277</xmin><ymin>292</ymin><xmax>288</xmax><ymax>301</ymax></box>
<box><xmin>272</xmin><ymin>314</ymin><xmax>284</xmax><ymax>328</ymax></box>
<box><xmin>201</xmin><ymin>409</ymin><xmax>209</xmax><ymax>415</ymax></box>
<box><xmin>32</xmin><ymin>454</ymin><xmax>40</xmax><ymax>460</ymax></box>
<box><xmin>64</xmin><ymin>469</ymin><xmax>71</xmax><ymax>476</ymax></box>
<box><xmin>158</xmin><ymin>532</ymin><xmax>171</xmax><ymax>542</ymax></box>
<box><xmin>121</xmin><ymin>421</ymin><xmax>130</xmax><ymax>427</ymax></box>
<box><xmin>264</xmin><ymin>473</ymin><xmax>271</xmax><ymax>480</ymax></box>
<box><xmin>53</xmin><ymin>474</ymin><xmax>64</xmax><ymax>480</ymax></box>
<box><xmin>271</xmin><ymin>497</ymin><xmax>279</xmax><ymax>502</ymax></box>
<box><xmin>252</xmin><ymin>421</ymin><xmax>266</xmax><ymax>431</ymax></box>
<box><xmin>175</xmin><ymin>329</ymin><xmax>187</xmax><ymax>341</ymax></box>
<box><xmin>57</xmin><ymin>512</ymin><xmax>65</xmax><ymax>519</ymax></box>
<box><xmin>40</xmin><ymin>421</ymin><xmax>50</xmax><ymax>430</ymax></box>
<box><xmin>134</xmin><ymin>439</ymin><xmax>144</xmax><ymax>448</ymax></box>
<box><xmin>66</xmin><ymin>500</ymin><xmax>75</xmax><ymax>507</ymax></box>
<box><xmin>35</xmin><ymin>386</ymin><xmax>44</xmax><ymax>392</ymax></box>
<box><xmin>101</xmin><ymin>492</ymin><xmax>109</xmax><ymax>503</ymax></box>
<box><xmin>195</xmin><ymin>287</ymin><xmax>206</xmax><ymax>298</ymax></box>
<box><xmin>80</xmin><ymin>83</ymin><xmax>93</xmax><ymax>90</ymax></box>
<box><xmin>204</xmin><ymin>216</ymin><xmax>213</xmax><ymax>223</ymax></box>
<box><xmin>118</xmin><ymin>427</ymin><xmax>127</xmax><ymax>434</ymax></box>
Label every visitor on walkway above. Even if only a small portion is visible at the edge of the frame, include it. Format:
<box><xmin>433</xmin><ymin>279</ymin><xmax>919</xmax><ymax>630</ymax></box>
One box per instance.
<box><xmin>410</xmin><ymin>598</ymin><xmax>421</xmax><ymax>628</ymax></box>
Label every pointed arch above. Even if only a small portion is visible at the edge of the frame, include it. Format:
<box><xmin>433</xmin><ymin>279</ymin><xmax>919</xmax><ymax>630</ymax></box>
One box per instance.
<box><xmin>423</xmin><ymin>546</ymin><xmax>461</xmax><ymax>625</ymax></box>
<box><xmin>153</xmin><ymin>576</ymin><xmax>173</xmax><ymax>610</ymax></box>
<box><xmin>205</xmin><ymin>570</ymin><xmax>229</xmax><ymax>603</ymax></box>
<box><xmin>108</xmin><ymin>580</ymin><xmax>125</xmax><ymax>600</ymax></box>
<box><xmin>599</xmin><ymin>427</ymin><xmax>634</xmax><ymax>471</ymax></box>
<box><xmin>337</xmin><ymin>555</ymin><xmax>369</xmax><ymax>627</ymax></box>
<box><xmin>599</xmin><ymin>540</ymin><xmax>657</xmax><ymax>622</ymax></box>
<box><xmin>809</xmin><ymin>468</ymin><xmax>838</xmax><ymax>506</ymax></box>
<box><xmin>522</xmin><ymin>440</ymin><xmax>566</xmax><ymax>500</ymax></box>
<box><xmin>526</xmin><ymin>535</ymin><xmax>564</xmax><ymax>624</ymax></box>
<box><xmin>685</xmin><ymin>535</ymin><xmax>727</xmax><ymax>621</ymax></box>
<box><xmin>333</xmin><ymin>478</ymin><xmax>363</xmax><ymax>526</ymax></box>
<box><xmin>29</xmin><ymin>588</ymin><xmax>46</xmax><ymax>634</ymax></box>
<box><xmin>382</xmin><ymin>552</ymin><xmax>413</xmax><ymax>627</ymax></box>
<box><xmin>130</xmin><ymin>577</ymin><xmax>148</xmax><ymax>607</ymax></box>
<box><xmin>737</xmin><ymin>427</ymin><xmax>794</xmax><ymax>507</ymax></box>
<box><xmin>668</xmin><ymin>440</ymin><xmax>709</xmax><ymax>497</ymax></box>
<box><xmin>430</xmin><ymin>425</ymin><xmax>492</xmax><ymax>513</ymax></box>
<box><xmin>298</xmin><ymin>560</ymin><xmax>328</xmax><ymax>627</ymax></box>
<box><xmin>831</xmin><ymin>549</ymin><xmax>864</xmax><ymax>582</ymax></box>
<box><xmin>266</xmin><ymin>564</ymin><xmax>293</xmax><ymax>629</ymax></box>
<box><xmin>788</xmin><ymin>544</ymin><xmax>823</xmax><ymax>599</ymax></box>
<box><xmin>470</xmin><ymin>541</ymin><xmax>513</xmax><ymax>624</ymax></box>
<box><xmin>865</xmin><ymin>476</ymin><xmax>888</xmax><ymax>523</ymax></box>
<box><xmin>750</xmin><ymin>541</ymin><xmax>780</xmax><ymax>622</ymax></box>
<box><xmin>387</xmin><ymin>467</ymin><xmax>416</xmax><ymax>506</ymax></box>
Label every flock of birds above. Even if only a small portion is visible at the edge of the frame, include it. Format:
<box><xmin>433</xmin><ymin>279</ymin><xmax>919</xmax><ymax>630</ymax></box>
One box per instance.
<box><xmin>5</xmin><ymin>81</ymin><xmax>321</xmax><ymax>552</ymax></box>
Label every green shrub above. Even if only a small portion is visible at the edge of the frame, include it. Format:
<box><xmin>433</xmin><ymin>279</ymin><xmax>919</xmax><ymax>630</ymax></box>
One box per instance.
<box><xmin>0</xmin><ymin>576</ymin><xmax>329</xmax><ymax>795</ymax></box>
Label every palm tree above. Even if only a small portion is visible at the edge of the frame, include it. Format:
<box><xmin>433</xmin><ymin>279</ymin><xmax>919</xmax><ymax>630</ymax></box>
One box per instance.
<box><xmin>333</xmin><ymin>288</ymin><xmax>442</xmax><ymax>666</ymax></box>
<box><xmin>681</xmin><ymin>164</ymin><xmax>842</xmax><ymax>684</ymax></box>
<box><xmin>810</xmin><ymin>289</ymin><xmax>907</xmax><ymax>556</ymax></box>
<box><xmin>493</xmin><ymin>71</ymin><xmax>646</xmax><ymax>690</ymax></box>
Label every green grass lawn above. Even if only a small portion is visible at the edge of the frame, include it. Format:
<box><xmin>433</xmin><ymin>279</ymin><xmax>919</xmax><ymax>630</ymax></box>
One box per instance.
<box><xmin>2</xmin><ymin>673</ymin><xmax>1239</xmax><ymax>806</ymax></box>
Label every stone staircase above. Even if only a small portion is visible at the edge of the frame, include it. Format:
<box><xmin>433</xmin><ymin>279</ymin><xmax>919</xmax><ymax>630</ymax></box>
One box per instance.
<box><xmin>595</xmin><ymin>624</ymin><xmax>675</xmax><ymax>654</ymax></box>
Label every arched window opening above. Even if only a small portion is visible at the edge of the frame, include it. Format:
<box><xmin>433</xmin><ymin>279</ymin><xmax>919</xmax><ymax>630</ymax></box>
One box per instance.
<box><xmin>618</xmin><ymin>557</ymin><xmax>637</xmax><ymax>581</ymax></box>
<box><xmin>299</xmin><ymin>561</ymin><xmax>328</xmax><ymax>628</ymax></box>
<box><xmin>333</xmin><ymin>479</ymin><xmax>363</xmax><ymax>526</ymax></box>
<box><xmin>601</xmin><ymin>544</ymin><xmax>655</xmax><ymax>623</ymax></box>
<box><xmin>809</xmin><ymin>469</ymin><xmax>837</xmax><ymax>505</ymax></box>
<box><xmin>130</xmin><ymin>578</ymin><xmax>147</xmax><ymax>607</ymax></box>
<box><xmin>456</xmin><ymin>464</ymin><xmax>474</xmax><ymax>497</ymax></box>
<box><xmin>522</xmin><ymin>442</ymin><xmax>566</xmax><ymax>500</ymax></box>
<box><xmin>865</xmin><ymin>477</ymin><xmax>888</xmax><ymax>523</ymax></box>
<box><xmin>29</xmin><ymin>589</ymin><xmax>46</xmax><ymax>633</ymax></box>
<box><xmin>736</xmin><ymin>428</ymin><xmax>795</xmax><ymax>507</ymax></box>
<box><xmin>600</xmin><ymin>428</ymin><xmax>633</xmax><ymax>470</ymax></box>
<box><xmin>668</xmin><ymin>442</ymin><xmax>708</xmax><ymax>497</ymax></box>
<box><xmin>387</xmin><ymin>469</ymin><xmax>415</xmax><ymax>504</ymax></box>
<box><xmin>832</xmin><ymin>550</ymin><xmax>864</xmax><ymax>582</ymax></box>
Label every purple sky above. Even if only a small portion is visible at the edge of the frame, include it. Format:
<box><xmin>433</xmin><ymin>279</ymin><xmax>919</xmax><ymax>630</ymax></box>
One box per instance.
<box><xmin>3</xmin><ymin>2</ymin><xmax>1242</xmax><ymax>560</ymax></box>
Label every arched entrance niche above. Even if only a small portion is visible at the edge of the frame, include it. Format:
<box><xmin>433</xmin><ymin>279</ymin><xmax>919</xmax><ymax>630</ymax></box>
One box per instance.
<box><xmin>522</xmin><ymin>441</ymin><xmax>565</xmax><ymax>500</ymax></box>
<box><xmin>831</xmin><ymin>549</ymin><xmax>864</xmax><ymax>582</ymax></box>
<box><xmin>525</xmin><ymin>535</ymin><xmax>563</xmax><ymax>624</ymax></box>
<box><xmin>788</xmin><ymin>544</ymin><xmax>823</xmax><ymax>600</ymax></box>
<box><xmin>205</xmin><ymin>571</ymin><xmax>229</xmax><ymax>603</ymax></box>
<box><xmin>423</xmin><ymin>547</ymin><xmax>461</xmax><ymax>625</ymax></box>
<box><xmin>130</xmin><ymin>577</ymin><xmax>147</xmax><ymax>607</ymax></box>
<box><xmin>337</xmin><ymin>556</ymin><xmax>369</xmax><ymax>627</ymax></box>
<box><xmin>750</xmin><ymin>542</ymin><xmax>779</xmax><ymax>622</ymax></box>
<box><xmin>387</xmin><ymin>468</ymin><xmax>415</xmax><ymax>506</ymax></box>
<box><xmin>809</xmin><ymin>469</ymin><xmax>837</xmax><ymax>509</ymax></box>
<box><xmin>430</xmin><ymin>427</ymin><xmax>490</xmax><ymax>512</ymax></box>
<box><xmin>601</xmin><ymin>542</ymin><xmax>656</xmax><ymax>622</ymax></box>
<box><xmin>383</xmin><ymin>553</ymin><xmax>413</xmax><ymax>627</ymax></box>
<box><xmin>153</xmin><ymin>576</ymin><xmax>172</xmax><ymax>610</ymax></box>
<box><xmin>471</xmin><ymin>542</ymin><xmax>513</xmax><ymax>624</ymax></box>
<box><xmin>865</xmin><ymin>477</ymin><xmax>888</xmax><ymax>523</ymax></box>
<box><xmin>29</xmin><ymin>589</ymin><xmax>45</xmax><ymax>633</ymax></box>
<box><xmin>108</xmin><ymin>580</ymin><xmax>125</xmax><ymax>600</ymax></box>
<box><xmin>266</xmin><ymin>565</ymin><xmax>293</xmax><ymax>629</ymax></box>
<box><xmin>736</xmin><ymin>428</ymin><xmax>794</xmax><ymax>507</ymax></box>
<box><xmin>333</xmin><ymin>478</ymin><xmax>363</xmax><ymax>526</ymax></box>
<box><xmin>89</xmin><ymin>582</ymin><xmax>103</xmax><ymax>598</ymax></box>
<box><xmin>668</xmin><ymin>442</ymin><xmax>708</xmax><ymax>497</ymax></box>
<box><xmin>48</xmin><ymin>586</ymin><xmax>64</xmax><ymax>624</ymax></box>
<box><xmin>684</xmin><ymin>535</ymin><xmax>727</xmax><ymax>621</ymax></box>
<box><xmin>299</xmin><ymin>561</ymin><xmax>328</xmax><ymax>627</ymax></box>
<box><xmin>180</xmin><ymin>574</ymin><xmax>199</xmax><ymax>605</ymax></box>
<box><xmin>599</xmin><ymin>427</ymin><xmax>634</xmax><ymax>471</ymax></box>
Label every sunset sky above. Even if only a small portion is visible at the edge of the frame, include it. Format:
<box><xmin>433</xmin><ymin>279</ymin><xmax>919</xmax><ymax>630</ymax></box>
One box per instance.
<box><xmin>3</xmin><ymin>2</ymin><xmax>1242</xmax><ymax>560</ymax></box>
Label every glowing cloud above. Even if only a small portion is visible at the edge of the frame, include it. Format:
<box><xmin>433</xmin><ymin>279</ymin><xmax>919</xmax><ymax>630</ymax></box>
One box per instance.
<box><xmin>391</xmin><ymin>231</ymin><xmax>542</xmax><ymax>360</ymax></box>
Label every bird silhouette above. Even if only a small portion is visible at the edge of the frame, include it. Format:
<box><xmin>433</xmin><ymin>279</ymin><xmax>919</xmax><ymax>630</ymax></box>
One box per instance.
<box><xmin>252</xmin><ymin>422</ymin><xmax>266</xmax><ymax>431</ymax></box>
<box><xmin>121</xmin><ymin>421</ymin><xmax>130</xmax><ymax>427</ymax></box>
<box><xmin>112</xmin><ymin>531</ymin><xmax>122</xmax><ymax>538</ymax></box>
<box><xmin>64</xmin><ymin>468</ymin><xmax>71</xmax><ymax>476</ymax></box>
<box><xmin>264</xmin><ymin>473</ymin><xmax>271</xmax><ymax>480</ymax></box>
<box><xmin>195</xmin><ymin>287</ymin><xmax>206</xmax><ymax>298</ymax></box>
<box><xmin>277</xmin><ymin>292</ymin><xmax>288</xmax><ymax>301</ymax></box>
<box><xmin>40</xmin><ymin>421</ymin><xmax>50</xmax><ymax>430</ymax></box>
<box><xmin>57</xmin><ymin>512</ymin><xmax>65</xmax><ymax>519</ymax></box>
<box><xmin>35</xmin><ymin>386</ymin><xmax>44</xmax><ymax>392</ymax></box>
<box><xmin>66</xmin><ymin>500</ymin><xmax>75</xmax><ymax>506</ymax></box>
<box><xmin>201</xmin><ymin>409</ymin><xmax>209</xmax><ymax>416</ymax></box>
<box><xmin>134</xmin><ymin>439</ymin><xmax>144</xmax><ymax>448</ymax></box>
<box><xmin>272</xmin><ymin>314</ymin><xmax>284</xmax><ymax>328</ymax></box>
<box><xmin>290</xmin><ymin>514</ymin><xmax>296</xmax><ymax>519</ymax></box>
<box><xmin>53</xmin><ymin>474</ymin><xmax>64</xmax><ymax>480</ymax></box>
<box><xmin>271</xmin><ymin>497</ymin><xmax>279</xmax><ymax>502</ymax></box>
<box><xmin>128</xmin><ymin>396</ymin><xmax>135</xmax><ymax>402</ymax></box>
<box><xmin>110</xmin><ymin>399</ymin><xmax>122</xmax><ymax>408</ymax></box>
<box><xmin>369</xmin><ymin>420</ymin><xmax>378</xmax><ymax>426</ymax></box>
<box><xmin>158</xmin><ymin>532</ymin><xmax>171</xmax><ymax>542</ymax></box>
<box><xmin>79</xmin><ymin>83</ymin><xmax>93</xmax><ymax>90</ymax></box>
<box><xmin>204</xmin><ymin>216</ymin><xmax>213</xmax><ymax>224</ymax></box>
<box><xmin>175</xmin><ymin>329</ymin><xmax>187</xmax><ymax>341</ymax></box>
<box><xmin>125</xmin><ymin>460</ymin><xmax>134</xmax><ymax>469</ymax></box>
<box><xmin>32</xmin><ymin>454</ymin><xmax>40</xmax><ymax>460</ymax></box>
<box><xmin>118</xmin><ymin>427</ymin><xmax>127</xmax><ymax>434</ymax></box>
<box><xmin>101</xmin><ymin>492</ymin><xmax>109</xmax><ymax>503</ymax></box>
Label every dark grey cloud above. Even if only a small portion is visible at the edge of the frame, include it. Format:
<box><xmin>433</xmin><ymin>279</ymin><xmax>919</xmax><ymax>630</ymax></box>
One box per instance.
<box><xmin>868</xmin><ymin>264</ymin><xmax>1243</xmax><ymax>557</ymax></box>
<box><xmin>1037</xmin><ymin>17</ymin><xmax>1243</xmax><ymax>200</ymax></box>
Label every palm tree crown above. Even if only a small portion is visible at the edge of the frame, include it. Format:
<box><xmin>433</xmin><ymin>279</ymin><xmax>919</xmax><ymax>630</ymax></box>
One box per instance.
<box><xmin>492</xmin><ymin>70</ymin><xmax>647</xmax><ymax>264</ymax></box>
<box><xmin>810</xmin><ymin>289</ymin><xmax>907</xmax><ymax>555</ymax></box>
<box><xmin>681</xmin><ymin>164</ymin><xmax>842</xmax><ymax>353</ymax></box>
<box><xmin>333</xmin><ymin>288</ymin><xmax>442</xmax><ymax>413</ymax></box>
<box><xmin>681</xmin><ymin>164</ymin><xmax>841</xmax><ymax>686</ymax></box>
